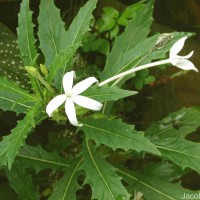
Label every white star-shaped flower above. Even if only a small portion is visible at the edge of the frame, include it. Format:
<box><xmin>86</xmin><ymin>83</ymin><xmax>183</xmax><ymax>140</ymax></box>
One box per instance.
<box><xmin>169</xmin><ymin>36</ymin><xmax>198</xmax><ymax>72</ymax></box>
<box><xmin>46</xmin><ymin>71</ymin><xmax>103</xmax><ymax>126</ymax></box>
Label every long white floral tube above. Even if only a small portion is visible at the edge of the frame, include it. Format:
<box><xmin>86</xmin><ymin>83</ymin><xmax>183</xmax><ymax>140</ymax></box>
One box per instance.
<box><xmin>99</xmin><ymin>36</ymin><xmax>198</xmax><ymax>87</ymax></box>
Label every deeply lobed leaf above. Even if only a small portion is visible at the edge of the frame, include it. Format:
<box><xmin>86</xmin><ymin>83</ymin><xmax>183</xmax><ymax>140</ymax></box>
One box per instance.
<box><xmin>80</xmin><ymin>118</ymin><xmax>160</xmax><ymax>155</ymax></box>
<box><xmin>82</xmin><ymin>85</ymin><xmax>137</xmax><ymax>102</ymax></box>
<box><xmin>101</xmin><ymin>0</ymin><xmax>154</xmax><ymax>80</ymax></box>
<box><xmin>154</xmin><ymin>137</ymin><xmax>200</xmax><ymax>174</ymax></box>
<box><xmin>48</xmin><ymin>158</ymin><xmax>82</xmax><ymax>200</ymax></box>
<box><xmin>6</xmin><ymin>161</ymin><xmax>39</xmax><ymax>200</ymax></box>
<box><xmin>0</xmin><ymin>105</ymin><xmax>46</xmax><ymax>169</ymax></box>
<box><xmin>65</xmin><ymin>0</ymin><xmax>98</xmax><ymax>48</ymax></box>
<box><xmin>18</xmin><ymin>145</ymin><xmax>69</xmax><ymax>173</ymax></box>
<box><xmin>82</xmin><ymin>140</ymin><xmax>131</xmax><ymax>200</ymax></box>
<box><xmin>146</xmin><ymin>107</ymin><xmax>200</xmax><ymax>139</ymax></box>
<box><xmin>47</xmin><ymin>46</ymin><xmax>77</xmax><ymax>88</ymax></box>
<box><xmin>0</xmin><ymin>76</ymin><xmax>38</xmax><ymax>114</ymax></box>
<box><xmin>119</xmin><ymin>166</ymin><xmax>199</xmax><ymax>200</ymax></box>
<box><xmin>52</xmin><ymin>0</ymin><xmax>98</xmax><ymax>91</ymax></box>
<box><xmin>38</xmin><ymin>0</ymin><xmax>68</xmax><ymax>66</ymax></box>
<box><xmin>17</xmin><ymin>0</ymin><xmax>38</xmax><ymax>66</ymax></box>
<box><xmin>17</xmin><ymin>0</ymin><xmax>42</xmax><ymax>97</ymax></box>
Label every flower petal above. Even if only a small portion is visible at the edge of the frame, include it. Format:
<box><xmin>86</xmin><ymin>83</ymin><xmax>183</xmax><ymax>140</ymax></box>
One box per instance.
<box><xmin>174</xmin><ymin>51</ymin><xmax>194</xmax><ymax>59</ymax></box>
<box><xmin>72</xmin><ymin>77</ymin><xmax>98</xmax><ymax>95</ymax></box>
<box><xmin>171</xmin><ymin>58</ymin><xmax>198</xmax><ymax>72</ymax></box>
<box><xmin>181</xmin><ymin>51</ymin><xmax>193</xmax><ymax>59</ymax></box>
<box><xmin>65</xmin><ymin>98</ymin><xmax>81</xmax><ymax>127</ymax></box>
<box><xmin>46</xmin><ymin>95</ymin><xmax>66</xmax><ymax>117</ymax></box>
<box><xmin>63</xmin><ymin>71</ymin><xmax>76</xmax><ymax>93</ymax></box>
<box><xmin>170</xmin><ymin>36</ymin><xmax>188</xmax><ymax>58</ymax></box>
<box><xmin>73</xmin><ymin>95</ymin><xmax>103</xmax><ymax>111</ymax></box>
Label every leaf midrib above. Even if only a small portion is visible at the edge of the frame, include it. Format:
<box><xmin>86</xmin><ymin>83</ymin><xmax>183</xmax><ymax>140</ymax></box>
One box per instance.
<box><xmin>67</xmin><ymin>0</ymin><xmax>96</xmax><ymax>47</ymax></box>
<box><xmin>25</xmin><ymin>3</ymin><xmax>34</xmax><ymax>64</ymax></box>
<box><xmin>18</xmin><ymin>154</ymin><xmax>69</xmax><ymax>168</ymax></box>
<box><xmin>8</xmin><ymin>112</ymin><xmax>47</xmax><ymax>167</ymax></box>
<box><xmin>86</xmin><ymin>140</ymin><xmax>115</xmax><ymax>200</ymax></box>
<box><xmin>0</xmin><ymin>82</ymin><xmax>37</xmax><ymax>100</ymax></box>
<box><xmin>62</xmin><ymin>157</ymin><xmax>83</xmax><ymax>200</ymax></box>
<box><xmin>0</xmin><ymin>96</ymin><xmax>31</xmax><ymax>109</ymax></box>
<box><xmin>156</xmin><ymin>145</ymin><xmax>200</xmax><ymax>160</ymax></box>
<box><xmin>83</xmin><ymin>123</ymin><xmax>148</xmax><ymax>147</ymax></box>
<box><xmin>46</xmin><ymin>1</ymin><xmax>59</xmax><ymax>56</ymax></box>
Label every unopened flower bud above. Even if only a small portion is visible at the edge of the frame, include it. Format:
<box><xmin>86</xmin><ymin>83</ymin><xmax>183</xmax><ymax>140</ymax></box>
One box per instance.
<box><xmin>40</xmin><ymin>64</ymin><xmax>48</xmax><ymax>77</ymax></box>
<box><xmin>25</xmin><ymin>66</ymin><xmax>39</xmax><ymax>77</ymax></box>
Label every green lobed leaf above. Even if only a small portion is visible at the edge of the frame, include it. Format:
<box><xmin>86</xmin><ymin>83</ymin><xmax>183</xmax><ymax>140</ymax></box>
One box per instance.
<box><xmin>82</xmin><ymin>85</ymin><xmax>137</xmax><ymax>102</ymax></box>
<box><xmin>82</xmin><ymin>140</ymin><xmax>131</xmax><ymax>200</ymax></box>
<box><xmin>18</xmin><ymin>145</ymin><xmax>69</xmax><ymax>173</ymax></box>
<box><xmin>6</xmin><ymin>161</ymin><xmax>39</xmax><ymax>200</ymax></box>
<box><xmin>65</xmin><ymin>0</ymin><xmax>97</xmax><ymax>48</ymax></box>
<box><xmin>47</xmin><ymin>46</ymin><xmax>77</xmax><ymax>87</ymax></box>
<box><xmin>80</xmin><ymin>118</ymin><xmax>160</xmax><ymax>155</ymax></box>
<box><xmin>53</xmin><ymin>0</ymin><xmax>98</xmax><ymax>91</ymax></box>
<box><xmin>153</xmin><ymin>137</ymin><xmax>200</xmax><ymax>174</ymax></box>
<box><xmin>0</xmin><ymin>105</ymin><xmax>47</xmax><ymax>169</ymax></box>
<box><xmin>17</xmin><ymin>0</ymin><xmax>38</xmax><ymax>66</ymax></box>
<box><xmin>17</xmin><ymin>0</ymin><xmax>42</xmax><ymax>97</ymax></box>
<box><xmin>48</xmin><ymin>157</ymin><xmax>83</xmax><ymax>200</ymax></box>
<box><xmin>138</xmin><ymin>162</ymin><xmax>183</xmax><ymax>183</ymax></box>
<box><xmin>0</xmin><ymin>76</ymin><xmax>38</xmax><ymax>114</ymax></box>
<box><xmin>101</xmin><ymin>0</ymin><xmax>154</xmax><ymax>80</ymax></box>
<box><xmin>0</xmin><ymin>136</ymin><xmax>9</xmax><ymax>169</ymax></box>
<box><xmin>119</xmin><ymin>166</ymin><xmax>199</xmax><ymax>200</ymax></box>
<box><xmin>145</xmin><ymin>107</ymin><xmax>200</xmax><ymax>139</ymax></box>
<box><xmin>38</xmin><ymin>0</ymin><xmax>68</xmax><ymax>65</ymax></box>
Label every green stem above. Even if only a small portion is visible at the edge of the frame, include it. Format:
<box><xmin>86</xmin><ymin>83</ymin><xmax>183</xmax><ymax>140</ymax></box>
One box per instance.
<box><xmin>37</xmin><ymin>73</ymin><xmax>55</xmax><ymax>94</ymax></box>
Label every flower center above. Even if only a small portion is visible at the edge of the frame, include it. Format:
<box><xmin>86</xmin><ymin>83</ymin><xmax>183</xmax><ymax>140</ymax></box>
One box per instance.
<box><xmin>65</xmin><ymin>90</ymin><xmax>73</xmax><ymax>98</ymax></box>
